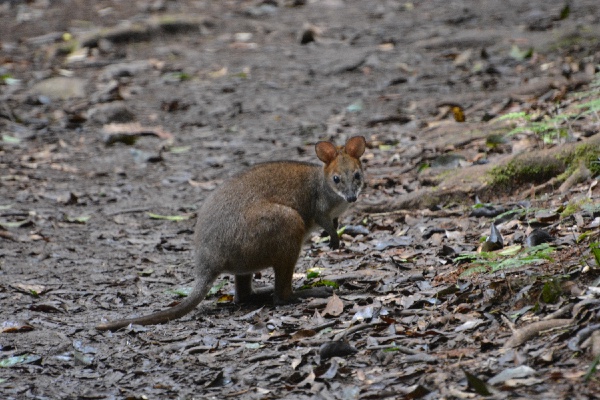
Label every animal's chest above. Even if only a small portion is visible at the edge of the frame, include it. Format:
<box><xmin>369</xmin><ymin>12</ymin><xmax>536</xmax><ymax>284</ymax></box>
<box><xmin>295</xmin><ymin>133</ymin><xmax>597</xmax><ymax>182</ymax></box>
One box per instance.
<box><xmin>329</xmin><ymin>201</ymin><xmax>350</xmax><ymax>219</ymax></box>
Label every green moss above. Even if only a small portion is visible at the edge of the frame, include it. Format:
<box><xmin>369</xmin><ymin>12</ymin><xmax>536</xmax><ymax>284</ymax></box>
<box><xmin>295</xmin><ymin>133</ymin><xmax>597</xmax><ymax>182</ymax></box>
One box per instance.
<box><xmin>432</xmin><ymin>169</ymin><xmax>455</xmax><ymax>182</ymax></box>
<box><xmin>488</xmin><ymin>156</ymin><xmax>564</xmax><ymax>191</ymax></box>
<box><xmin>560</xmin><ymin>198</ymin><xmax>593</xmax><ymax>218</ymax></box>
<box><xmin>549</xmin><ymin>26</ymin><xmax>600</xmax><ymax>53</ymax></box>
<box><xmin>562</xmin><ymin>143</ymin><xmax>600</xmax><ymax>176</ymax></box>
<box><xmin>553</xmin><ymin>142</ymin><xmax>600</xmax><ymax>185</ymax></box>
<box><xmin>55</xmin><ymin>40</ymin><xmax>79</xmax><ymax>56</ymax></box>
<box><xmin>158</xmin><ymin>15</ymin><xmax>177</xmax><ymax>23</ymax></box>
<box><xmin>561</xmin><ymin>202</ymin><xmax>578</xmax><ymax>218</ymax></box>
<box><xmin>488</xmin><ymin>139</ymin><xmax>600</xmax><ymax>192</ymax></box>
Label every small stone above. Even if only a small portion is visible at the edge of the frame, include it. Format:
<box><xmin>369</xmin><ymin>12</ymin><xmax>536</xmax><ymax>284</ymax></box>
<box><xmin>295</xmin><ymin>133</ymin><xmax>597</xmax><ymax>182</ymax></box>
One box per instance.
<box><xmin>100</xmin><ymin>61</ymin><xmax>152</xmax><ymax>81</ymax></box>
<box><xmin>29</xmin><ymin>77</ymin><xmax>86</xmax><ymax>100</ymax></box>
<box><xmin>526</xmin><ymin>229</ymin><xmax>553</xmax><ymax>247</ymax></box>
<box><xmin>87</xmin><ymin>102</ymin><xmax>135</xmax><ymax>125</ymax></box>
<box><xmin>300</xmin><ymin>28</ymin><xmax>316</xmax><ymax>45</ymax></box>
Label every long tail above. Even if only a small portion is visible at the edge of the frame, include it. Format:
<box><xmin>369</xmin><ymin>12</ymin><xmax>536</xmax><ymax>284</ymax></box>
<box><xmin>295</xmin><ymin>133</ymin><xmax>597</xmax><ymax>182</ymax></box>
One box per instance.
<box><xmin>96</xmin><ymin>274</ymin><xmax>215</xmax><ymax>331</ymax></box>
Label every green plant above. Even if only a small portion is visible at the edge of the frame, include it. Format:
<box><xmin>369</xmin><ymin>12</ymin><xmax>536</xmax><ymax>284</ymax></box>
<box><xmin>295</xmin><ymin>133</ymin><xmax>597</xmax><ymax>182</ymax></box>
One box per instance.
<box><xmin>496</xmin><ymin>73</ymin><xmax>600</xmax><ymax>145</ymax></box>
<box><xmin>574</xmin><ymin>76</ymin><xmax>600</xmax><ymax>119</ymax></box>
<box><xmin>458</xmin><ymin>243</ymin><xmax>555</xmax><ymax>277</ymax></box>
<box><xmin>503</xmin><ymin>112</ymin><xmax>571</xmax><ymax>144</ymax></box>
<box><xmin>591</xmin><ymin>242</ymin><xmax>600</xmax><ymax>267</ymax></box>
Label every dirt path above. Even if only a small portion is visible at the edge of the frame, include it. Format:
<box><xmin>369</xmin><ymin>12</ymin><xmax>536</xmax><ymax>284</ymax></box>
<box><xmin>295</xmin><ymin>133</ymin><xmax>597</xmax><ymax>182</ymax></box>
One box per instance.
<box><xmin>1</xmin><ymin>1</ymin><xmax>599</xmax><ymax>398</ymax></box>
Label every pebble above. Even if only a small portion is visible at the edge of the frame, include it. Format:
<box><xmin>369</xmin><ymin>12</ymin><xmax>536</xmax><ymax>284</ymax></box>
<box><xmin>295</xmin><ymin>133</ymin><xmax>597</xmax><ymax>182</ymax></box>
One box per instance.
<box><xmin>87</xmin><ymin>102</ymin><xmax>135</xmax><ymax>125</ymax></box>
<box><xmin>29</xmin><ymin>77</ymin><xmax>86</xmax><ymax>100</ymax></box>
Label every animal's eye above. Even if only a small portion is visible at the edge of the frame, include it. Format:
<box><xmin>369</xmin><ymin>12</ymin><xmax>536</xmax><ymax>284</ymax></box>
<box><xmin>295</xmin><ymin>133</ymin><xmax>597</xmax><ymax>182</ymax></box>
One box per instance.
<box><xmin>333</xmin><ymin>175</ymin><xmax>341</xmax><ymax>184</ymax></box>
<box><xmin>354</xmin><ymin>172</ymin><xmax>361</xmax><ymax>180</ymax></box>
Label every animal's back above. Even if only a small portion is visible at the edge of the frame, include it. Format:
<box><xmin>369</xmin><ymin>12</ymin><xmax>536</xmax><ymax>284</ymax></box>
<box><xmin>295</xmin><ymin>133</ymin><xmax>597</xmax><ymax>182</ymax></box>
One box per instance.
<box><xmin>193</xmin><ymin>161</ymin><xmax>322</xmax><ymax>274</ymax></box>
<box><xmin>200</xmin><ymin>161</ymin><xmax>320</xmax><ymax>217</ymax></box>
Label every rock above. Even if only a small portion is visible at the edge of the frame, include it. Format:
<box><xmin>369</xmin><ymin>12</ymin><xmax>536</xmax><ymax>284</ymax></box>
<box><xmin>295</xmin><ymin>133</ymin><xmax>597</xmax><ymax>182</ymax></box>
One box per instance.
<box><xmin>87</xmin><ymin>102</ymin><xmax>135</xmax><ymax>125</ymax></box>
<box><xmin>321</xmin><ymin>51</ymin><xmax>369</xmax><ymax>75</ymax></box>
<box><xmin>100</xmin><ymin>61</ymin><xmax>152</xmax><ymax>81</ymax></box>
<box><xmin>29</xmin><ymin>77</ymin><xmax>86</xmax><ymax>100</ymax></box>
<box><xmin>90</xmin><ymin>81</ymin><xmax>123</xmax><ymax>103</ymax></box>
<box><xmin>243</xmin><ymin>3</ymin><xmax>278</xmax><ymax>17</ymax></box>
<box><xmin>526</xmin><ymin>10</ymin><xmax>553</xmax><ymax>31</ymax></box>
<box><xmin>299</xmin><ymin>28</ymin><xmax>316</xmax><ymax>45</ymax></box>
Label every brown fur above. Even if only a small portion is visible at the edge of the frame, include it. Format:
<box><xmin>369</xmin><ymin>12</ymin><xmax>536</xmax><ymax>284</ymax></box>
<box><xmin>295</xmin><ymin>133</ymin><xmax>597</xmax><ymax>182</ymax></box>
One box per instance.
<box><xmin>96</xmin><ymin>136</ymin><xmax>366</xmax><ymax>331</ymax></box>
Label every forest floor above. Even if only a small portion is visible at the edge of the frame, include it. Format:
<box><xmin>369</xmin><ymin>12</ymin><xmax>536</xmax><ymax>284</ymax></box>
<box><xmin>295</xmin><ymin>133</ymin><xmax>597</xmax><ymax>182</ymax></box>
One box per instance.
<box><xmin>1</xmin><ymin>1</ymin><xmax>600</xmax><ymax>399</ymax></box>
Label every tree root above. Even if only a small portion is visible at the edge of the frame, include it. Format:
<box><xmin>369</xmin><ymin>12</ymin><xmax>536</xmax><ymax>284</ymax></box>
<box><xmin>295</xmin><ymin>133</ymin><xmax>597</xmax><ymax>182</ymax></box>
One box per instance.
<box><xmin>359</xmin><ymin>134</ymin><xmax>600</xmax><ymax>213</ymax></box>
<box><xmin>503</xmin><ymin>319</ymin><xmax>573</xmax><ymax>348</ymax></box>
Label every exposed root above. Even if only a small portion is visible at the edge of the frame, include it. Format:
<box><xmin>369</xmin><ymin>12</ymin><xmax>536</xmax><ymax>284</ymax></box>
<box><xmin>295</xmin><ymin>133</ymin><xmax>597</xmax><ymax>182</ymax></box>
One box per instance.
<box><xmin>503</xmin><ymin>319</ymin><xmax>573</xmax><ymax>348</ymax></box>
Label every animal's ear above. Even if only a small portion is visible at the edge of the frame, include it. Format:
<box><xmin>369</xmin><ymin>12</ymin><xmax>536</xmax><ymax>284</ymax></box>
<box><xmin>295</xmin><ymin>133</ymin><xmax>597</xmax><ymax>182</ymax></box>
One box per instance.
<box><xmin>315</xmin><ymin>141</ymin><xmax>337</xmax><ymax>164</ymax></box>
<box><xmin>345</xmin><ymin>136</ymin><xmax>366</xmax><ymax>158</ymax></box>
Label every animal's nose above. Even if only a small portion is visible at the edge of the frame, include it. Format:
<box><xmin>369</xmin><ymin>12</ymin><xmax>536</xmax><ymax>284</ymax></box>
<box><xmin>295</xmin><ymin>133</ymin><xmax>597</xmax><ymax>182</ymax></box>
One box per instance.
<box><xmin>346</xmin><ymin>195</ymin><xmax>357</xmax><ymax>203</ymax></box>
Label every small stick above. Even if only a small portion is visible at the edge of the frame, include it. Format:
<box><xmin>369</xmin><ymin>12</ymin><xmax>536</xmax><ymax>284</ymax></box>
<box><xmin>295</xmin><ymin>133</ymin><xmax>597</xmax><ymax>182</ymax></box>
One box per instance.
<box><xmin>105</xmin><ymin>206</ymin><xmax>151</xmax><ymax>216</ymax></box>
<box><xmin>503</xmin><ymin>319</ymin><xmax>573</xmax><ymax>348</ymax></box>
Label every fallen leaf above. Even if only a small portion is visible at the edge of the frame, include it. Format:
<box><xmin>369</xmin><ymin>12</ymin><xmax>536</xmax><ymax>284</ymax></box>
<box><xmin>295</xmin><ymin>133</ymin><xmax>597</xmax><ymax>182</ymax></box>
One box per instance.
<box><xmin>291</xmin><ymin>329</ymin><xmax>317</xmax><ymax>341</ymax></box>
<box><xmin>322</xmin><ymin>292</ymin><xmax>343</xmax><ymax>317</ymax></box>
<box><xmin>2</xmin><ymin>135</ymin><xmax>21</xmax><ymax>144</ymax></box>
<box><xmin>0</xmin><ymin>219</ymin><xmax>32</xmax><ymax>229</ymax></box>
<box><xmin>452</xmin><ymin>106</ymin><xmax>466</xmax><ymax>122</ymax></box>
<box><xmin>64</xmin><ymin>215</ymin><xmax>91</xmax><ymax>224</ymax></box>
<box><xmin>29</xmin><ymin>302</ymin><xmax>64</xmax><ymax>313</ymax></box>
<box><xmin>463</xmin><ymin>369</ymin><xmax>492</xmax><ymax>396</ymax></box>
<box><xmin>147</xmin><ymin>212</ymin><xmax>192</xmax><ymax>221</ymax></box>
<box><xmin>455</xmin><ymin>319</ymin><xmax>486</xmax><ymax>332</ymax></box>
<box><xmin>73</xmin><ymin>350</ymin><xmax>94</xmax><ymax>366</ymax></box>
<box><xmin>102</xmin><ymin>122</ymin><xmax>173</xmax><ymax>146</ymax></box>
<box><xmin>314</xmin><ymin>359</ymin><xmax>338</xmax><ymax>379</ymax></box>
<box><xmin>488</xmin><ymin>366</ymin><xmax>536</xmax><ymax>385</ymax></box>
<box><xmin>165</xmin><ymin>287</ymin><xmax>193</xmax><ymax>297</ymax></box>
<box><xmin>319</xmin><ymin>341</ymin><xmax>357</xmax><ymax>360</ymax></box>
<box><xmin>11</xmin><ymin>283</ymin><xmax>47</xmax><ymax>297</ymax></box>
<box><xmin>0</xmin><ymin>354</ymin><xmax>41</xmax><ymax>368</ymax></box>
<box><xmin>1</xmin><ymin>320</ymin><xmax>34</xmax><ymax>333</ymax></box>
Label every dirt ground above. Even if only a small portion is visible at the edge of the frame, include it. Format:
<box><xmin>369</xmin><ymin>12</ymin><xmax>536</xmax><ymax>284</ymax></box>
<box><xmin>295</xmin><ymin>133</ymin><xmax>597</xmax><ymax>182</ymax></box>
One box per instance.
<box><xmin>1</xmin><ymin>1</ymin><xmax>600</xmax><ymax>399</ymax></box>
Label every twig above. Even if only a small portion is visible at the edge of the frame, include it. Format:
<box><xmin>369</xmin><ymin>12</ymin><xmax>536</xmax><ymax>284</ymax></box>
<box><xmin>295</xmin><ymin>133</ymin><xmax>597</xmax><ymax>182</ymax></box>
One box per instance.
<box><xmin>366</xmin><ymin>209</ymin><xmax>414</xmax><ymax>218</ymax></box>
<box><xmin>503</xmin><ymin>319</ymin><xmax>573</xmax><ymax>348</ymax></box>
<box><xmin>521</xmin><ymin>177</ymin><xmax>560</xmax><ymax>199</ymax></box>
<box><xmin>367</xmin><ymin>208</ymin><xmax>464</xmax><ymax>218</ymax></box>
<box><xmin>246</xmin><ymin>351</ymin><xmax>281</xmax><ymax>363</ymax></box>
<box><xmin>333</xmin><ymin>322</ymin><xmax>372</xmax><ymax>341</ymax></box>
<box><xmin>542</xmin><ymin>303</ymin><xmax>573</xmax><ymax>320</ymax></box>
<box><xmin>500</xmin><ymin>314</ymin><xmax>515</xmax><ymax>332</ymax></box>
<box><xmin>141</xmin><ymin>338</ymin><xmax>207</xmax><ymax>354</ymax></box>
<box><xmin>0</xmin><ymin>230</ymin><xmax>19</xmax><ymax>241</ymax></box>
<box><xmin>224</xmin><ymin>389</ymin><xmax>250</xmax><ymax>398</ymax></box>
<box><xmin>0</xmin><ymin>212</ymin><xmax>30</xmax><ymax>218</ymax></box>
<box><xmin>226</xmin><ymin>337</ymin><xmax>264</xmax><ymax>343</ymax></box>
<box><xmin>1</xmin><ymin>100</ymin><xmax>16</xmax><ymax>123</ymax></box>
<box><xmin>310</xmin><ymin>320</ymin><xmax>337</xmax><ymax>332</ymax></box>
<box><xmin>365</xmin><ymin>344</ymin><xmax>418</xmax><ymax>354</ymax></box>
<box><xmin>105</xmin><ymin>206</ymin><xmax>151</xmax><ymax>216</ymax></box>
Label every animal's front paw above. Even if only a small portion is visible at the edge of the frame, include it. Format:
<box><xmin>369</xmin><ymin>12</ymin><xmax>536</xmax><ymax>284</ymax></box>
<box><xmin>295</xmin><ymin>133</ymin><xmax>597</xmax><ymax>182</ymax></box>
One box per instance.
<box><xmin>329</xmin><ymin>235</ymin><xmax>340</xmax><ymax>250</ymax></box>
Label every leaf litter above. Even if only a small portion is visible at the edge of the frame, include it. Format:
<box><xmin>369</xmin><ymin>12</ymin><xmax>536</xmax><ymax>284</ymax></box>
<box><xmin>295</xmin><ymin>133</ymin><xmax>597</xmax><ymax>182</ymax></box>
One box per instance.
<box><xmin>1</xmin><ymin>0</ymin><xmax>600</xmax><ymax>399</ymax></box>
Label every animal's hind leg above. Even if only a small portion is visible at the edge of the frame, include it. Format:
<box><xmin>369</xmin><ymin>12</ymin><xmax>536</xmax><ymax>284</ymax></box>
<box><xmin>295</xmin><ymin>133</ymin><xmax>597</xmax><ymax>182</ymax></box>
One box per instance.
<box><xmin>243</xmin><ymin>202</ymin><xmax>332</xmax><ymax>305</ymax></box>
<box><xmin>234</xmin><ymin>274</ymin><xmax>253</xmax><ymax>303</ymax></box>
<box><xmin>243</xmin><ymin>203</ymin><xmax>304</xmax><ymax>304</ymax></box>
<box><xmin>270</xmin><ymin>206</ymin><xmax>333</xmax><ymax>303</ymax></box>
<box><xmin>234</xmin><ymin>273</ymin><xmax>282</xmax><ymax>304</ymax></box>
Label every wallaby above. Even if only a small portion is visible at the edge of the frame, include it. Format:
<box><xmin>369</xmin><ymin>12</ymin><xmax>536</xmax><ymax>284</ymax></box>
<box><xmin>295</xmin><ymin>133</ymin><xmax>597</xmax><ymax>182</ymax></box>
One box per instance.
<box><xmin>96</xmin><ymin>136</ymin><xmax>366</xmax><ymax>331</ymax></box>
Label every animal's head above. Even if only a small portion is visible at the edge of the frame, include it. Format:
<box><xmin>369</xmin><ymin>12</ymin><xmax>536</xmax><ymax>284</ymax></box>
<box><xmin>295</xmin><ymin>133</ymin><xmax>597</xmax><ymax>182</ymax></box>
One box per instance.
<box><xmin>315</xmin><ymin>136</ymin><xmax>366</xmax><ymax>203</ymax></box>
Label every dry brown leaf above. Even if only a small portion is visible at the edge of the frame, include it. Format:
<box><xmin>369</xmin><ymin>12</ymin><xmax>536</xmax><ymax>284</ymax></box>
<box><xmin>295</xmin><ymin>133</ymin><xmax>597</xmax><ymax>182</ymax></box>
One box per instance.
<box><xmin>322</xmin><ymin>292</ymin><xmax>344</xmax><ymax>317</ymax></box>
<box><xmin>102</xmin><ymin>122</ymin><xmax>173</xmax><ymax>140</ymax></box>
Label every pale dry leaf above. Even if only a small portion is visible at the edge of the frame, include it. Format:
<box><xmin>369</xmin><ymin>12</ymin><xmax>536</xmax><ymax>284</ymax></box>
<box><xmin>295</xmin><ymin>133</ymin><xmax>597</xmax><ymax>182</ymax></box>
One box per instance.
<box><xmin>322</xmin><ymin>292</ymin><xmax>344</xmax><ymax>317</ymax></box>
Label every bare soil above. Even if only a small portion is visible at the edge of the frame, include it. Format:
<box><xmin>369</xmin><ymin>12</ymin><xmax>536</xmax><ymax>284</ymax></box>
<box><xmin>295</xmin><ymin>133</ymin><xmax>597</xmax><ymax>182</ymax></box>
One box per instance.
<box><xmin>1</xmin><ymin>1</ymin><xmax>599</xmax><ymax>399</ymax></box>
